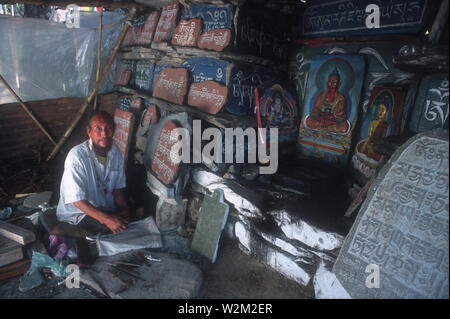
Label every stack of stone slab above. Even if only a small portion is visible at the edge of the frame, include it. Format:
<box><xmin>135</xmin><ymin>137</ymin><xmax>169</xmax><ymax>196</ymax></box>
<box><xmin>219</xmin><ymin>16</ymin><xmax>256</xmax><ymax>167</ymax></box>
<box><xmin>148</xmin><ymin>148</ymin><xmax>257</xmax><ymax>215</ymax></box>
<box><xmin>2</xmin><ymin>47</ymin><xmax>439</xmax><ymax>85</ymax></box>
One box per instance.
<box><xmin>190</xmin><ymin>167</ymin><xmax>350</xmax><ymax>294</ymax></box>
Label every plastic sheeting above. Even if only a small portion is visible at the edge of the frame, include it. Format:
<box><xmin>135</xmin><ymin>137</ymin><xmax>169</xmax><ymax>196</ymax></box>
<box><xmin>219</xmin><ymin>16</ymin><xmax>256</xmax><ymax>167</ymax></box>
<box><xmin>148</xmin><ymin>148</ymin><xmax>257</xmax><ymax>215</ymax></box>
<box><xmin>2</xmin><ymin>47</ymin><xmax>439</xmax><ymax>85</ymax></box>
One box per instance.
<box><xmin>93</xmin><ymin>216</ymin><xmax>163</xmax><ymax>257</ymax></box>
<box><xmin>0</xmin><ymin>11</ymin><xmax>125</xmax><ymax>104</ymax></box>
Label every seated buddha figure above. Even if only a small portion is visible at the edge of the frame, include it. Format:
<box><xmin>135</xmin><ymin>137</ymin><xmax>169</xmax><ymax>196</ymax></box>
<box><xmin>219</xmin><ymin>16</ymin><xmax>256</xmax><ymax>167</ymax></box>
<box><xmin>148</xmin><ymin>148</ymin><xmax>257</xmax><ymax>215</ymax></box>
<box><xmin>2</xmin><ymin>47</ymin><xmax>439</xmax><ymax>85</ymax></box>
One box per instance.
<box><xmin>356</xmin><ymin>103</ymin><xmax>389</xmax><ymax>162</ymax></box>
<box><xmin>305</xmin><ymin>68</ymin><xmax>349</xmax><ymax>134</ymax></box>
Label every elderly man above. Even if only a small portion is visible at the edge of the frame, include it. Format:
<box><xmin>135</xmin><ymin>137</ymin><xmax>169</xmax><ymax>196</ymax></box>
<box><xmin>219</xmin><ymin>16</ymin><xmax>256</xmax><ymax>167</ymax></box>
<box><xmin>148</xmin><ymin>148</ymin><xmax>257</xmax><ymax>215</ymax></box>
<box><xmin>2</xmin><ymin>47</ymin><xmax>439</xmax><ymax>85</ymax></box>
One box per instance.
<box><xmin>57</xmin><ymin>111</ymin><xmax>130</xmax><ymax>237</ymax></box>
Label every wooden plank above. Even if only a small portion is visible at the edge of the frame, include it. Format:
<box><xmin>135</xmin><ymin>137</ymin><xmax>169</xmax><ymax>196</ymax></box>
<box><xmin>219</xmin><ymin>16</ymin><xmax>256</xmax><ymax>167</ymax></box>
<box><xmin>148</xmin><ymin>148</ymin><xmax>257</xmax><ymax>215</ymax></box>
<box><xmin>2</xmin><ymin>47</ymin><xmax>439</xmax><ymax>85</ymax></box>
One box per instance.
<box><xmin>0</xmin><ymin>235</ymin><xmax>24</xmax><ymax>268</ymax></box>
<box><xmin>116</xmin><ymin>86</ymin><xmax>257</xmax><ymax>129</ymax></box>
<box><xmin>0</xmin><ymin>259</ymin><xmax>31</xmax><ymax>281</ymax></box>
<box><xmin>0</xmin><ymin>221</ymin><xmax>36</xmax><ymax>246</ymax></box>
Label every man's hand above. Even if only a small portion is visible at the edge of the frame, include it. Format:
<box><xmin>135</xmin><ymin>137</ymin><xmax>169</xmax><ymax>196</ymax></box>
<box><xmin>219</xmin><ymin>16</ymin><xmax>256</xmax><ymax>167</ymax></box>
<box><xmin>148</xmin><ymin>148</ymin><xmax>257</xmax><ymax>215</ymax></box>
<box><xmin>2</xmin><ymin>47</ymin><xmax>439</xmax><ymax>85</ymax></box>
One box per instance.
<box><xmin>102</xmin><ymin>214</ymin><xmax>128</xmax><ymax>234</ymax></box>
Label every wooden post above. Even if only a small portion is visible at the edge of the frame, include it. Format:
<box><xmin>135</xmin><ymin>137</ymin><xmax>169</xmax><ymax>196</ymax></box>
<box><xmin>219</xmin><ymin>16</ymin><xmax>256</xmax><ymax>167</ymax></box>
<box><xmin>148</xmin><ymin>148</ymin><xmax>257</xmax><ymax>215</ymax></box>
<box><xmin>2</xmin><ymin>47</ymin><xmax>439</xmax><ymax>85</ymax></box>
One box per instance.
<box><xmin>93</xmin><ymin>8</ymin><xmax>103</xmax><ymax>111</ymax></box>
<box><xmin>46</xmin><ymin>9</ymin><xmax>136</xmax><ymax>162</ymax></box>
<box><xmin>0</xmin><ymin>74</ymin><xmax>57</xmax><ymax>146</ymax></box>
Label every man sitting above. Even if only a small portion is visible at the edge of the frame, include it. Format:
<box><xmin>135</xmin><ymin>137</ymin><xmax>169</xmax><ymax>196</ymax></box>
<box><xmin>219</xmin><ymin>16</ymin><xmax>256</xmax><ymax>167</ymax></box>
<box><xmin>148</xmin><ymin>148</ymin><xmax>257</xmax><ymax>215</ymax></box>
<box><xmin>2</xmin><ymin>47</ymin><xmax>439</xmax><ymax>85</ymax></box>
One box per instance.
<box><xmin>56</xmin><ymin>111</ymin><xmax>131</xmax><ymax>264</ymax></box>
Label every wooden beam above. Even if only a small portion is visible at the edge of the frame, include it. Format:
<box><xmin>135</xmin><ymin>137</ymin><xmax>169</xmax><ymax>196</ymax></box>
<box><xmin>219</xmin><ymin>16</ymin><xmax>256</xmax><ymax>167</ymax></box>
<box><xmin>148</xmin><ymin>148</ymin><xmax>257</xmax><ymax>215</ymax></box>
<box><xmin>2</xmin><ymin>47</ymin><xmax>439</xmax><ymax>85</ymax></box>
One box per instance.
<box><xmin>0</xmin><ymin>74</ymin><xmax>57</xmax><ymax>146</ymax></box>
<box><xmin>0</xmin><ymin>221</ymin><xmax>36</xmax><ymax>246</ymax></box>
<box><xmin>0</xmin><ymin>1</ymin><xmax>145</xmax><ymax>9</ymax></box>
<box><xmin>92</xmin><ymin>9</ymin><xmax>103</xmax><ymax>111</ymax></box>
<box><xmin>116</xmin><ymin>86</ymin><xmax>257</xmax><ymax>129</ymax></box>
<box><xmin>46</xmin><ymin>9</ymin><xmax>137</xmax><ymax>162</ymax></box>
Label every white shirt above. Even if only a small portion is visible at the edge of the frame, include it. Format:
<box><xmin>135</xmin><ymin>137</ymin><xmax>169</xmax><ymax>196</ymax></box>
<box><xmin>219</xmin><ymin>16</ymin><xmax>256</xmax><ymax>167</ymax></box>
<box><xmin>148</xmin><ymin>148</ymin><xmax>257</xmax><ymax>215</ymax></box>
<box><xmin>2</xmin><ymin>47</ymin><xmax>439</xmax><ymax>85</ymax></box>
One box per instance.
<box><xmin>56</xmin><ymin>139</ymin><xmax>126</xmax><ymax>225</ymax></box>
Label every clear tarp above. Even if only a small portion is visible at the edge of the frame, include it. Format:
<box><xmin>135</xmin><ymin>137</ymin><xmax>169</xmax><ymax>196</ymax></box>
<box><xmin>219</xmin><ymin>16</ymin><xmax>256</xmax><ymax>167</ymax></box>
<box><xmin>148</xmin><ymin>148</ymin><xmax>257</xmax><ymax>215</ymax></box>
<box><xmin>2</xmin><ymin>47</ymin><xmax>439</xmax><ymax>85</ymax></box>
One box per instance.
<box><xmin>0</xmin><ymin>11</ymin><xmax>125</xmax><ymax>104</ymax></box>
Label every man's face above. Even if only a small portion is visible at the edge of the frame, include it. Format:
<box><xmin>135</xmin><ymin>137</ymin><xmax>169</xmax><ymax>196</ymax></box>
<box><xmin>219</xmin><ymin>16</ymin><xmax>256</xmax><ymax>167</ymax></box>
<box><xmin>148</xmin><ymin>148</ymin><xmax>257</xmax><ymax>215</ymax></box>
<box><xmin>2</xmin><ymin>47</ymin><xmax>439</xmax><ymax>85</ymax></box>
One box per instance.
<box><xmin>87</xmin><ymin>115</ymin><xmax>114</xmax><ymax>150</ymax></box>
<box><xmin>327</xmin><ymin>76</ymin><xmax>340</xmax><ymax>90</ymax></box>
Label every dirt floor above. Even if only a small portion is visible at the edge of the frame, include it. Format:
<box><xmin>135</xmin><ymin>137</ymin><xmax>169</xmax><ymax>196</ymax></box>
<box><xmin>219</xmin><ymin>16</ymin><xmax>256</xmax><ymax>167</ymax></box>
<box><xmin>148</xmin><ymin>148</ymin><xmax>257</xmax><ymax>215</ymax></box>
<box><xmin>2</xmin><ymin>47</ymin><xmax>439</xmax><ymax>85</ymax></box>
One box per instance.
<box><xmin>199</xmin><ymin>237</ymin><xmax>313</xmax><ymax>299</ymax></box>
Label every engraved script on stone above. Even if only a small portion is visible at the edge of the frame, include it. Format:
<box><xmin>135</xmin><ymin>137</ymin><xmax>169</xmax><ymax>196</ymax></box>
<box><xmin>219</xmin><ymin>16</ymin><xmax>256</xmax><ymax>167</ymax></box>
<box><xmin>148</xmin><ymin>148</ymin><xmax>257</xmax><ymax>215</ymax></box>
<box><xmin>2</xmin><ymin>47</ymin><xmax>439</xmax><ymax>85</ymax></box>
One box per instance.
<box><xmin>152</xmin><ymin>67</ymin><xmax>189</xmax><ymax>105</ymax></box>
<box><xmin>171</xmin><ymin>18</ymin><xmax>202</xmax><ymax>47</ymax></box>
<box><xmin>197</xmin><ymin>29</ymin><xmax>231</xmax><ymax>52</ymax></box>
<box><xmin>154</xmin><ymin>2</ymin><xmax>179</xmax><ymax>43</ymax></box>
<box><xmin>334</xmin><ymin>130</ymin><xmax>449</xmax><ymax>299</ymax></box>
<box><xmin>187</xmin><ymin>81</ymin><xmax>228</xmax><ymax>114</ymax></box>
<box><xmin>151</xmin><ymin>120</ymin><xmax>182</xmax><ymax>185</ymax></box>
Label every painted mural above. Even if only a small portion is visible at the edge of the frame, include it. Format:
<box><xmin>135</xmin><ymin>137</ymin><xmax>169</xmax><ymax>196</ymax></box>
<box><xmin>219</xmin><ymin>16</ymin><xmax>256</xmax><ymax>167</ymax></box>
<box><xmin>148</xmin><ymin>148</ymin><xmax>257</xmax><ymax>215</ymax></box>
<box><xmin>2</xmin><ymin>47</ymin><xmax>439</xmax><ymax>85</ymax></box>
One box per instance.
<box><xmin>297</xmin><ymin>55</ymin><xmax>365</xmax><ymax>166</ymax></box>
<box><xmin>352</xmin><ymin>86</ymin><xmax>405</xmax><ymax>182</ymax></box>
<box><xmin>257</xmin><ymin>84</ymin><xmax>298</xmax><ymax>144</ymax></box>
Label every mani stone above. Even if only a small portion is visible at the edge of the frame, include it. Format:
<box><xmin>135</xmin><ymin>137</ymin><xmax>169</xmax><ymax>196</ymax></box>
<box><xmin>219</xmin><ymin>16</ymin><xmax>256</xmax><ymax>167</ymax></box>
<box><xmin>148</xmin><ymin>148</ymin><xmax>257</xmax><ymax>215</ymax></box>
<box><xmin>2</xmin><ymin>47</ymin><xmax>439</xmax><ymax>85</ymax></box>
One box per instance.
<box><xmin>181</xmin><ymin>2</ymin><xmax>233</xmax><ymax>32</ymax></box>
<box><xmin>171</xmin><ymin>18</ymin><xmax>202</xmax><ymax>47</ymax></box>
<box><xmin>183</xmin><ymin>57</ymin><xmax>229</xmax><ymax>84</ymax></box>
<box><xmin>151</xmin><ymin>120</ymin><xmax>182</xmax><ymax>185</ymax></box>
<box><xmin>154</xmin><ymin>1</ymin><xmax>180</xmax><ymax>43</ymax></box>
<box><xmin>187</xmin><ymin>80</ymin><xmax>228</xmax><ymax>114</ymax></box>
<box><xmin>191</xmin><ymin>189</ymin><xmax>229</xmax><ymax>263</ymax></box>
<box><xmin>135</xmin><ymin>11</ymin><xmax>159</xmax><ymax>46</ymax></box>
<box><xmin>112</xmin><ymin>109</ymin><xmax>135</xmax><ymax>163</ymax></box>
<box><xmin>408</xmin><ymin>74</ymin><xmax>449</xmax><ymax>133</ymax></box>
<box><xmin>152</xmin><ymin>67</ymin><xmax>189</xmax><ymax>105</ymax></box>
<box><xmin>333</xmin><ymin>129</ymin><xmax>449</xmax><ymax>299</ymax></box>
<box><xmin>197</xmin><ymin>29</ymin><xmax>232</xmax><ymax>52</ymax></box>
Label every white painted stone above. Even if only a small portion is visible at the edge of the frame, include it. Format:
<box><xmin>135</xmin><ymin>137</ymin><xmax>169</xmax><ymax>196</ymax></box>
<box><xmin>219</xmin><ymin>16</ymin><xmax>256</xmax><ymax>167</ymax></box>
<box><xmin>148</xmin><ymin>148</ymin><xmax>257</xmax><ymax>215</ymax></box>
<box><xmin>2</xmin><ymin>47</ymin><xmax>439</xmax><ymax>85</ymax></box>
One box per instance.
<box><xmin>314</xmin><ymin>261</ymin><xmax>351</xmax><ymax>299</ymax></box>
<box><xmin>271</xmin><ymin>210</ymin><xmax>344</xmax><ymax>251</ymax></box>
<box><xmin>235</xmin><ymin>221</ymin><xmax>311</xmax><ymax>286</ymax></box>
<box><xmin>192</xmin><ymin>169</ymin><xmax>263</xmax><ymax>218</ymax></box>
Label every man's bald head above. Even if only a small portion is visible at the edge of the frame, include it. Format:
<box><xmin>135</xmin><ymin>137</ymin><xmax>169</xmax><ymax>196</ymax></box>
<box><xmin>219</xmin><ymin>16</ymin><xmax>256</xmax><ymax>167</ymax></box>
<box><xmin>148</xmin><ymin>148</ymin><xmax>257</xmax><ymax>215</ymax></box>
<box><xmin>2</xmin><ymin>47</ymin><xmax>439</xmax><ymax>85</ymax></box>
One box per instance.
<box><xmin>86</xmin><ymin>111</ymin><xmax>115</xmax><ymax>155</ymax></box>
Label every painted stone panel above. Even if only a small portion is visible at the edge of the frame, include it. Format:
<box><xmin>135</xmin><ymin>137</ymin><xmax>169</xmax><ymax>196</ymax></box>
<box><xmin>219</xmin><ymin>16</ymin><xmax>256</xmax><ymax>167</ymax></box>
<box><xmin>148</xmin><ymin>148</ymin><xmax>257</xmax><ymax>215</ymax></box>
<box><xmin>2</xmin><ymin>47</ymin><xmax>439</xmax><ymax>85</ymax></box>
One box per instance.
<box><xmin>182</xmin><ymin>2</ymin><xmax>233</xmax><ymax>32</ymax></box>
<box><xmin>187</xmin><ymin>80</ymin><xmax>228</xmax><ymax>114</ymax></box>
<box><xmin>153</xmin><ymin>67</ymin><xmax>189</xmax><ymax>105</ymax></box>
<box><xmin>302</xmin><ymin>0</ymin><xmax>435</xmax><ymax>38</ymax></box>
<box><xmin>257</xmin><ymin>84</ymin><xmax>299</xmax><ymax>143</ymax></box>
<box><xmin>154</xmin><ymin>1</ymin><xmax>180</xmax><ymax>43</ymax></box>
<box><xmin>171</xmin><ymin>18</ymin><xmax>202</xmax><ymax>47</ymax></box>
<box><xmin>135</xmin><ymin>60</ymin><xmax>156</xmax><ymax>92</ymax></box>
<box><xmin>151</xmin><ymin>120</ymin><xmax>182</xmax><ymax>185</ymax></box>
<box><xmin>113</xmin><ymin>108</ymin><xmax>135</xmax><ymax>163</ymax></box>
<box><xmin>183</xmin><ymin>57</ymin><xmax>229</xmax><ymax>84</ymax></box>
<box><xmin>352</xmin><ymin>86</ymin><xmax>405</xmax><ymax>183</ymax></box>
<box><xmin>334</xmin><ymin>129</ymin><xmax>449</xmax><ymax>299</ymax></box>
<box><xmin>197</xmin><ymin>28</ymin><xmax>231</xmax><ymax>52</ymax></box>
<box><xmin>135</xmin><ymin>11</ymin><xmax>160</xmax><ymax>46</ymax></box>
<box><xmin>297</xmin><ymin>55</ymin><xmax>366</xmax><ymax>166</ymax></box>
<box><xmin>226</xmin><ymin>65</ymin><xmax>274</xmax><ymax>115</ymax></box>
<box><xmin>235</xmin><ymin>5</ymin><xmax>291</xmax><ymax>60</ymax></box>
<box><xmin>409</xmin><ymin>74</ymin><xmax>449</xmax><ymax>133</ymax></box>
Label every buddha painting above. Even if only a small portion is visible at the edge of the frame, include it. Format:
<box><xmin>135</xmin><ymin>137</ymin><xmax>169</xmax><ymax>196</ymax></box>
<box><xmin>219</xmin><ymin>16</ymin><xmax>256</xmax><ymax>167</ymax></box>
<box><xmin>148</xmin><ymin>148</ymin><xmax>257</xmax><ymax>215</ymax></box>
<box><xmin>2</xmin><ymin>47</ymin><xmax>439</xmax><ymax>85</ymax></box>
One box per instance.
<box><xmin>297</xmin><ymin>55</ymin><xmax>365</xmax><ymax>166</ymax></box>
<box><xmin>259</xmin><ymin>84</ymin><xmax>298</xmax><ymax>143</ymax></box>
<box><xmin>356</xmin><ymin>103</ymin><xmax>388</xmax><ymax>162</ymax></box>
<box><xmin>305</xmin><ymin>68</ymin><xmax>349</xmax><ymax>134</ymax></box>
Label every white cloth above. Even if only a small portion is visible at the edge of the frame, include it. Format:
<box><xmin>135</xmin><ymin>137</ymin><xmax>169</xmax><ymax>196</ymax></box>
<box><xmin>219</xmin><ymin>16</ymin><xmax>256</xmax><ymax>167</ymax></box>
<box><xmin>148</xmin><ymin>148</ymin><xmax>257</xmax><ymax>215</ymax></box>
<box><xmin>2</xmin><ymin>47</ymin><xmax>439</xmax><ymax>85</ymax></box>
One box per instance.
<box><xmin>94</xmin><ymin>216</ymin><xmax>162</xmax><ymax>256</ymax></box>
<box><xmin>56</xmin><ymin>139</ymin><xmax>126</xmax><ymax>225</ymax></box>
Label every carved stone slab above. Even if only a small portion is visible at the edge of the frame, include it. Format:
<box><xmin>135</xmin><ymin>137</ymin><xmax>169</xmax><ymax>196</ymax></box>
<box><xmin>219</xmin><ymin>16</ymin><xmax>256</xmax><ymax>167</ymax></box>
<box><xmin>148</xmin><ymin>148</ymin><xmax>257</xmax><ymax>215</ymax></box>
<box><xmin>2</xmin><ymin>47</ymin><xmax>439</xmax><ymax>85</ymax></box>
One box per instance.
<box><xmin>153</xmin><ymin>67</ymin><xmax>189</xmax><ymax>105</ymax></box>
<box><xmin>136</xmin><ymin>11</ymin><xmax>160</xmax><ymax>46</ymax></box>
<box><xmin>302</xmin><ymin>0</ymin><xmax>434</xmax><ymax>38</ymax></box>
<box><xmin>226</xmin><ymin>65</ymin><xmax>274</xmax><ymax>115</ymax></box>
<box><xmin>113</xmin><ymin>108</ymin><xmax>135</xmax><ymax>163</ymax></box>
<box><xmin>182</xmin><ymin>2</ymin><xmax>233</xmax><ymax>32</ymax></box>
<box><xmin>334</xmin><ymin>129</ymin><xmax>449</xmax><ymax>299</ymax></box>
<box><xmin>171</xmin><ymin>18</ymin><xmax>202</xmax><ymax>47</ymax></box>
<box><xmin>135</xmin><ymin>60</ymin><xmax>156</xmax><ymax>92</ymax></box>
<box><xmin>409</xmin><ymin>74</ymin><xmax>449</xmax><ymax>133</ymax></box>
<box><xmin>197</xmin><ymin>28</ymin><xmax>231</xmax><ymax>52</ymax></box>
<box><xmin>191</xmin><ymin>189</ymin><xmax>229</xmax><ymax>263</ymax></box>
<box><xmin>151</xmin><ymin>120</ymin><xmax>182</xmax><ymax>185</ymax></box>
<box><xmin>154</xmin><ymin>1</ymin><xmax>180</xmax><ymax>43</ymax></box>
<box><xmin>187</xmin><ymin>80</ymin><xmax>228</xmax><ymax>114</ymax></box>
<box><xmin>183</xmin><ymin>57</ymin><xmax>229</xmax><ymax>84</ymax></box>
